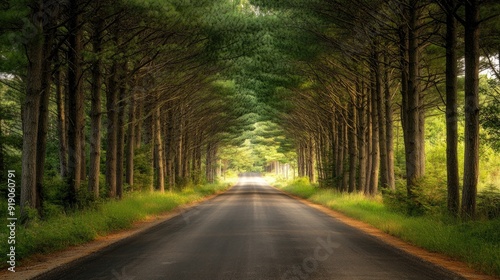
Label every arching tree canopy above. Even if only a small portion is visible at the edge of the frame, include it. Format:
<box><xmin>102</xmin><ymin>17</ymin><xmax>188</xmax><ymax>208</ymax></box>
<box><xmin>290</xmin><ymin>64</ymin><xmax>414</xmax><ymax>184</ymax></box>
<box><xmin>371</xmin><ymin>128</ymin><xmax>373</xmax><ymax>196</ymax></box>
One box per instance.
<box><xmin>1</xmin><ymin>0</ymin><xmax>500</xmax><ymax>221</ymax></box>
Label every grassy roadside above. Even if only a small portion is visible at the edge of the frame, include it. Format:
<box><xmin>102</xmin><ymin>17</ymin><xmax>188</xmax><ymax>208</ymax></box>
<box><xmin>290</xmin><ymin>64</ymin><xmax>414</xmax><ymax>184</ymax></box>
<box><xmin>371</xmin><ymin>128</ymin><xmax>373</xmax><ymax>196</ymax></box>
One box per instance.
<box><xmin>1</xmin><ymin>181</ymin><xmax>233</xmax><ymax>266</ymax></box>
<box><xmin>271</xmin><ymin>177</ymin><xmax>500</xmax><ymax>278</ymax></box>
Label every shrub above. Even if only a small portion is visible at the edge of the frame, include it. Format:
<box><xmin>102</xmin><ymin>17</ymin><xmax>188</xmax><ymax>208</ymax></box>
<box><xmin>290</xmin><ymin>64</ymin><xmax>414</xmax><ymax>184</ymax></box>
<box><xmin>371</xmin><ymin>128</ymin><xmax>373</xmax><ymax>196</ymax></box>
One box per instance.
<box><xmin>477</xmin><ymin>185</ymin><xmax>500</xmax><ymax>219</ymax></box>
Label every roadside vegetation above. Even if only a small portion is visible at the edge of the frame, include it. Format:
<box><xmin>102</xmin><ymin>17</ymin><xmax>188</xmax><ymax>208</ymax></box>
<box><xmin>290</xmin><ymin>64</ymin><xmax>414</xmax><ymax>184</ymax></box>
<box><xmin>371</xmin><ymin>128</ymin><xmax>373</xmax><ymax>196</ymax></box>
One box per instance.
<box><xmin>270</xmin><ymin>176</ymin><xmax>500</xmax><ymax>277</ymax></box>
<box><xmin>0</xmin><ymin>181</ymin><xmax>232</xmax><ymax>266</ymax></box>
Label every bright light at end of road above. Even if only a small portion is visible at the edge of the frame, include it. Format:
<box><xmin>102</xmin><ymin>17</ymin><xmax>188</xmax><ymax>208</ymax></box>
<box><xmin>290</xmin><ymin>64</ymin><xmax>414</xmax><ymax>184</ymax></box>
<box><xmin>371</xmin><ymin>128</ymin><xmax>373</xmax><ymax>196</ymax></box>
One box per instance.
<box><xmin>237</xmin><ymin>173</ymin><xmax>267</xmax><ymax>186</ymax></box>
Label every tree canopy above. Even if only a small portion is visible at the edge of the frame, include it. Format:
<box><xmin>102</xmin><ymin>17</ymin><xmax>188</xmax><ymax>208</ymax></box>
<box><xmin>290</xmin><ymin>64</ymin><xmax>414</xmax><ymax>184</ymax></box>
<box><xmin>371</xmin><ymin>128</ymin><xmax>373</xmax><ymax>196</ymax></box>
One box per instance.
<box><xmin>1</xmin><ymin>0</ymin><xmax>500</xmax><ymax>221</ymax></box>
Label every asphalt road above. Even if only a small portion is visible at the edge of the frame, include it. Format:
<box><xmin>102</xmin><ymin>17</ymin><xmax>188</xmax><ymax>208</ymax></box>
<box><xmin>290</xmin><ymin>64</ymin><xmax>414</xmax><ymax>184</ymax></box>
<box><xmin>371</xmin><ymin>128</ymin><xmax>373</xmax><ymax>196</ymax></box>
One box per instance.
<box><xmin>38</xmin><ymin>174</ymin><xmax>461</xmax><ymax>280</ymax></box>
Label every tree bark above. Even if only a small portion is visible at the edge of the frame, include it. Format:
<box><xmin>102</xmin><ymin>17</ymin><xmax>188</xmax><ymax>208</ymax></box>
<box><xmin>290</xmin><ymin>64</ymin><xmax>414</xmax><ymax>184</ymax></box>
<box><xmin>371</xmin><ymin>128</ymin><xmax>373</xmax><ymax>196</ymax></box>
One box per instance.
<box><xmin>348</xmin><ymin>101</ymin><xmax>358</xmax><ymax>193</ymax></box>
<box><xmin>377</xmin><ymin>49</ymin><xmax>389</xmax><ymax>190</ymax></box>
<box><xmin>384</xmin><ymin>51</ymin><xmax>396</xmax><ymax>191</ymax></box>
<box><xmin>365</xmin><ymin>81</ymin><xmax>373</xmax><ymax>195</ymax></box>
<box><xmin>461</xmin><ymin>0</ymin><xmax>480</xmax><ymax>219</ymax></box>
<box><xmin>21</xmin><ymin>1</ymin><xmax>44</xmax><ymax>219</ymax></box>
<box><xmin>442</xmin><ymin>0</ymin><xmax>460</xmax><ymax>216</ymax></box>
<box><xmin>88</xmin><ymin>15</ymin><xmax>103</xmax><ymax>199</ymax></box>
<box><xmin>401</xmin><ymin>1</ymin><xmax>425</xmax><ymax>198</ymax></box>
<box><xmin>125</xmin><ymin>90</ymin><xmax>136</xmax><ymax>190</ymax></box>
<box><xmin>35</xmin><ymin>29</ymin><xmax>53</xmax><ymax>212</ymax></box>
<box><xmin>66</xmin><ymin>0</ymin><xmax>84</xmax><ymax>206</ymax></box>
<box><xmin>154</xmin><ymin>106</ymin><xmax>165</xmax><ymax>192</ymax></box>
<box><xmin>369</xmin><ymin>55</ymin><xmax>380</xmax><ymax>196</ymax></box>
<box><xmin>106</xmin><ymin>61</ymin><xmax>119</xmax><ymax>198</ymax></box>
<box><xmin>116</xmin><ymin>69</ymin><xmax>127</xmax><ymax>199</ymax></box>
<box><xmin>55</xmin><ymin>57</ymin><xmax>68</xmax><ymax>178</ymax></box>
<box><xmin>357</xmin><ymin>80</ymin><xmax>367</xmax><ymax>193</ymax></box>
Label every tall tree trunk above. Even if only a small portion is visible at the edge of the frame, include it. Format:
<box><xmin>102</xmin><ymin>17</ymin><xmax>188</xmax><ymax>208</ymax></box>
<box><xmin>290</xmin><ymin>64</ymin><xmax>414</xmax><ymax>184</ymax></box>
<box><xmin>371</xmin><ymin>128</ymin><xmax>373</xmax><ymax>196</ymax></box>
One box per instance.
<box><xmin>357</xmin><ymin>81</ymin><xmax>367</xmax><ymax>193</ymax></box>
<box><xmin>364</xmin><ymin>82</ymin><xmax>373</xmax><ymax>194</ymax></box>
<box><xmin>35</xmin><ymin>29</ymin><xmax>53</xmax><ymax>213</ymax></box>
<box><xmin>125</xmin><ymin>90</ymin><xmax>136</xmax><ymax>190</ymax></box>
<box><xmin>298</xmin><ymin>142</ymin><xmax>305</xmax><ymax>177</ymax></box>
<box><xmin>401</xmin><ymin>1</ymin><xmax>425</xmax><ymax>198</ymax></box>
<box><xmin>106</xmin><ymin>61</ymin><xmax>119</xmax><ymax>198</ymax></box>
<box><xmin>443</xmin><ymin>0</ymin><xmax>460</xmax><ymax>216</ymax></box>
<box><xmin>331</xmin><ymin>113</ymin><xmax>338</xmax><ymax>181</ymax></box>
<box><xmin>307</xmin><ymin>137</ymin><xmax>316</xmax><ymax>183</ymax></box>
<box><xmin>55</xmin><ymin>57</ymin><xmax>68</xmax><ymax>178</ymax></box>
<box><xmin>21</xmin><ymin>2</ymin><xmax>44</xmax><ymax>219</ymax></box>
<box><xmin>88</xmin><ymin>15</ymin><xmax>103</xmax><ymax>199</ymax></box>
<box><xmin>116</xmin><ymin>72</ymin><xmax>127</xmax><ymax>199</ymax></box>
<box><xmin>134</xmin><ymin>89</ymin><xmax>143</xmax><ymax>149</ymax></box>
<box><xmin>176</xmin><ymin>109</ymin><xmax>184</xmax><ymax>181</ymax></box>
<box><xmin>348</xmin><ymin>101</ymin><xmax>358</xmax><ymax>193</ymax></box>
<box><xmin>461</xmin><ymin>0</ymin><xmax>480</xmax><ymax>219</ymax></box>
<box><xmin>154</xmin><ymin>106</ymin><xmax>165</xmax><ymax>192</ymax></box>
<box><xmin>341</xmin><ymin>122</ymin><xmax>349</xmax><ymax>192</ymax></box>
<box><xmin>384</xmin><ymin>51</ymin><xmax>396</xmax><ymax>191</ymax></box>
<box><xmin>336</xmin><ymin>118</ymin><xmax>344</xmax><ymax>188</ymax></box>
<box><xmin>376</xmin><ymin>49</ymin><xmax>389</xmax><ymax>190</ymax></box>
<box><xmin>369</xmin><ymin>57</ymin><xmax>380</xmax><ymax>196</ymax></box>
<box><xmin>166</xmin><ymin>109</ymin><xmax>175</xmax><ymax>190</ymax></box>
<box><xmin>66</xmin><ymin>0</ymin><xmax>84</xmax><ymax>206</ymax></box>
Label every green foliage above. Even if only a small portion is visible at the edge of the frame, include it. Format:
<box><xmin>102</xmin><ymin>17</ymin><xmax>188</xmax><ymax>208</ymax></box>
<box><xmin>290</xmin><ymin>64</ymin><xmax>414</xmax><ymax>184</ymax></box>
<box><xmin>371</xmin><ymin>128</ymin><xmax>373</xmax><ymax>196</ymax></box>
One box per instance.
<box><xmin>281</xmin><ymin>177</ymin><xmax>317</xmax><ymax>198</ymax></box>
<box><xmin>477</xmin><ymin>185</ymin><xmax>500</xmax><ymax>219</ymax></box>
<box><xmin>383</xmin><ymin>178</ymin><xmax>447</xmax><ymax>217</ymax></box>
<box><xmin>480</xmin><ymin>78</ymin><xmax>500</xmax><ymax>151</ymax></box>
<box><xmin>133</xmin><ymin>145</ymin><xmax>153</xmax><ymax>191</ymax></box>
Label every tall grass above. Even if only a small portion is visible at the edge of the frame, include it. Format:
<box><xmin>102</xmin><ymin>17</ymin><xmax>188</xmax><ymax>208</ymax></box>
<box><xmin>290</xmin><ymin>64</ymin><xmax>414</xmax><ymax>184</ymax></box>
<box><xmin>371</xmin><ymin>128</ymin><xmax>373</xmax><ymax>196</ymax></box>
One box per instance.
<box><xmin>0</xmin><ymin>182</ymin><xmax>231</xmax><ymax>265</ymax></box>
<box><xmin>277</xmin><ymin>178</ymin><xmax>500</xmax><ymax>277</ymax></box>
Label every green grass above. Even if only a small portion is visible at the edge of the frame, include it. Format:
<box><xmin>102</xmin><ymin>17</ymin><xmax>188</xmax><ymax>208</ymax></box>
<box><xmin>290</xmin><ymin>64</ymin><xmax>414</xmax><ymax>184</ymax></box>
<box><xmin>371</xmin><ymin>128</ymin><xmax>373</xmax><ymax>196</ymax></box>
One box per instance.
<box><xmin>0</xmin><ymin>181</ymin><xmax>231</xmax><ymax>266</ymax></box>
<box><xmin>276</xmin><ymin>178</ymin><xmax>500</xmax><ymax>278</ymax></box>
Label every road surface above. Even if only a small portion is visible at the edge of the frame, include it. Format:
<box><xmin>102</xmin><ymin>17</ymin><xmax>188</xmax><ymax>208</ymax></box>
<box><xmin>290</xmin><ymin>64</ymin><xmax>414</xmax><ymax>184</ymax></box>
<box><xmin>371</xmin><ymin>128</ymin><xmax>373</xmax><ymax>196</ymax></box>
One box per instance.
<box><xmin>38</xmin><ymin>174</ymin><xmax>461</xmax><ymax>280</ymax></box>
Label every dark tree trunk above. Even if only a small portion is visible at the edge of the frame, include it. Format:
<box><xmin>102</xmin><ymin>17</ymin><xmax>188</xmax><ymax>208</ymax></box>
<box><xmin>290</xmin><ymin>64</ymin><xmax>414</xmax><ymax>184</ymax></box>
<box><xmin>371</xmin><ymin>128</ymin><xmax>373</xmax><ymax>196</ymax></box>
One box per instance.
<box><xmin>364</xmin><ymin>80</ymin><xmax>373</xmax><ymax>194</ymax></box>
<box><xmin>21</xmin><ymin>1</ymin><xmax>49</xmax><ymax>218</ymax></box>
<box><xmin>88</xmin><ymin>15</ymin><xmax>103</xmax><ymax>199</ymax></box>
<box><xmin>377</xmin><ymin>49</ymin><xmax>389</xmax><ymax>190</ymax></box>
<box><xmin>384</xmin><ymin>51</ymin><xmax>396</xmax><ymax>191</ymax></box>
<box><xmin>106</xmin><ymin>61</ymin><xmax>119</xmax><ymax>198</ymax></box>
<box><xmin>442</xmin><ymin>0</ymin><xmax>460</xmax><ymax>216</ymax></box>
<box><xmin>55</xmin><ymin>57</ymin><xmax>68</xmax><ymax>178</ymax></box>
<box><xmin>336</xmin><ymin>118</ymin><xmax>344</xmax><ymax>188</ymax></box>
<box><xmin>116</xmin><ymin>74</ymin><xmax>126</xmax><ymax>199</ymax></box>
<box><xmin>461</xmin><ymin>0</ymin><xmax>480</xmax><ymax>219</ymax></box>
<box><xmin>166</xmin><ymin>109</ymin><xmax>175</xmax><ymax>190</ymax></box>
<box><xmin>125</xmin><ymin>90</ymin><xmax>136</xmax><ymax>190</ymax></box>
<box><xmin>134</xmin><ymin>89</ymin><xmax>143</xmax><ymax>149</ymax></box>
<box><xmin>66</xmin><ymin>0</ymin><xmax>84</xmax><ymax>206</ymax></box>
<box><xmin>357</xmin><ymin>80</ymin><xmax>367</xmax><ymax>193</ymax></box>
<box><xmin>369</xmin><ymin>55</ymin><xmax>380</xmax><ymax>196</ymax></box>
<box><xmin>348</xmin><ymin>101</ymin><xmax>358</xmax><ymax>193</ymax></box>
<box><xmin>20</xmin><ymin>15</ymin><xmax>43</xmax><ymax>216</ymax></box>
<box><xmin>154</xmin><ymin>106</ymin><xmax>165</xmax><ymax>192</ymax></box>
<box><xmin>34</xmin><ymin>30</ymin><xmax>54</xmax><ymax>213</ymax></box>
<box><xmin>400</xmin><ymin>1</ymin><xmax>425</xmax><ymax>199</ymax></box>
